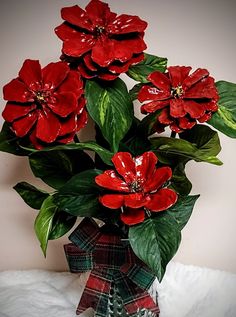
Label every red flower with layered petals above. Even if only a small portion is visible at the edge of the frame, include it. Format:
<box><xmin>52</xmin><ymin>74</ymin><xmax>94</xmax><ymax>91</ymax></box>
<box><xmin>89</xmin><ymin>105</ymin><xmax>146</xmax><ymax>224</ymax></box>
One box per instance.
<box><xmin>95</xmin><ymin>152</ymin><xmax>178</xmax><ymax>226</ymax></box>
<box><xmin>138</xmin><ymin>66</ymin><xmax>219</xmax><ymax>133</ymax></box>
<box><xmin>2</xmin><ymin>59</ymin><xmax>87</xmax><ymax>149</ymax></box>
<box><xmin>55</xmin><ymin>0</ymin><xmax>147</xmax><ymax>80</ymax></box>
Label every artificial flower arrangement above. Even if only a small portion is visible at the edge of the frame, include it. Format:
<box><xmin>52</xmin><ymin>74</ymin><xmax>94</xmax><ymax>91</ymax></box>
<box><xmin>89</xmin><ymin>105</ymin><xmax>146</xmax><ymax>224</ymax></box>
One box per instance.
<box><xmin>1</xmin><ymin>0</ymin><xmax>236</xmax><ymax>316</ymax></box>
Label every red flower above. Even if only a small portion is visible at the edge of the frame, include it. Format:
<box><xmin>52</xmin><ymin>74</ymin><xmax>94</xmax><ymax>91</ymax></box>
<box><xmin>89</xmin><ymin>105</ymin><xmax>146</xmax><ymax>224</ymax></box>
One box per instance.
<box><xmin>138</xmin><ymin>66</ymin><xmax>219</xmax><ymax>133</ymax></box>
<box><xmin>95</xmin><ymin>152</ymin><xmax>178</xmax><ymax>226</ymax></box>
<box><xmin>2</xmin><ymin>59</ymin><xmax>87</xmax><ymax>149</ymax></box>
<box><xmin>55</xmin><ymin>0</ymin><xmax>147</xmax><ymax>80</ymax></box>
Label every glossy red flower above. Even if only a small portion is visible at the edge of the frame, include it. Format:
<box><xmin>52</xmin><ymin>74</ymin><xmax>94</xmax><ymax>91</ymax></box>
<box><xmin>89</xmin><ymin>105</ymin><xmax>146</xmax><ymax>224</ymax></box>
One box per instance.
<box><xmin>55</xmin><ymin>0</ymin><xmax>147</xmax><ymax>80</ymax></box>
<box><xmin>2</xmin><ymin>59</ymin><xmax>87</xmax><ymax>149</ymax></box>
<box><xmin>95</xmin><ymin>152</ymin><xmax>178</xmax><ymax>226</ymax></box>
<box><xmin>138</xmin><ymin>66</ymin><xmax>219</xmax><ymax>133</ymax></box>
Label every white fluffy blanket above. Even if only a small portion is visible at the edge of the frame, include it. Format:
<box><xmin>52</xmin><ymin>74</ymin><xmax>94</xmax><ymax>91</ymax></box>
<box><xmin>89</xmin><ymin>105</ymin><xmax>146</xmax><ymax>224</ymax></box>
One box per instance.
<box><xmin>0</xmin><ymin>262</ymin><xmax>235</xmax><ymax>317</ymax></box>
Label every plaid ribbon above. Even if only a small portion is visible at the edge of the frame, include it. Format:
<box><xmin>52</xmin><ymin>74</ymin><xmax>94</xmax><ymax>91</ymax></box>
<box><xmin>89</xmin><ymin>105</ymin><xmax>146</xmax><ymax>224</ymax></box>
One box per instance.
<box><xmin>64</xmin><ymin>218</ymin><xmax>160</xmax><ymax>317</ymax></box>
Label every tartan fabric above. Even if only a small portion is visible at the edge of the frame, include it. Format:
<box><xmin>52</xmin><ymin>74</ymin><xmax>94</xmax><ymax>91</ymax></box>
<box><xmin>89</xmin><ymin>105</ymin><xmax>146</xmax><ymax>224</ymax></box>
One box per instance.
<box><xmin>65</xmin><ymin>218</ymin><xmax>159</xmax><ymax>316</ymax></box>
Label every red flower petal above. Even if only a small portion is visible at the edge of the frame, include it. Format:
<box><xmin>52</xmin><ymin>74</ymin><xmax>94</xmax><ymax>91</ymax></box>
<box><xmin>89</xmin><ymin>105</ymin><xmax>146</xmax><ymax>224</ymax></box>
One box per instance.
<box><xmin>42</xmin><ymin>62</ymin><xmax>69</xmax><ymax>90</ymax></box>
<box><xmin>76</xmin><ymin>109</ymin><xmax>88</xmax><ymax>131</ymax></box>
<box><xmin>61</xmin><ymin>5</ymin><xmax>94</xmax><ymax>32</ymax></box>
<box><xmin>148</xmin><ymin>71</ymin><xmax>171</xmax><ymax>92</ymax></box>
<box><xmin>58</xmin><ymin>132</ymin><xmax>75</xmax><ymax>145</ymax></box>
<box><xmin>2</xmin><ymin>102</ymin><xmax>36</xmax><ymax>122</ymax></box>
<box><xmin>36</xmin><ymin>109</ymin><xmax>61</xmax><ymax>143</ymax></box>
<box><xmin>99</xmin><ymin>194</ymin><xmax>124</xmax><ymax>209</ymax></box>
<box><xmin>3</xmin><ymin>79</ymin><xmax>31</xmax><ymax>103</ymax></box>
<box><xmin>83</xmin><ymin>54</ymin><xmax>98</xmax><ymax>71</ymax></box>
<box><xmin>135</xmin><ymin>152</ymin><xmax>157</xmax><ymax>183</ymax></box>
<box><xmin>113</xmin><ymin>36</ymin><xmax>147</xmax><ymax>57</ymax></box>
<box><xmin>109</xmin><ymin>53</ymin><xmax>144</xmax><ymax>74</ymax></box>
<box><xmin>112</xmin><ymin>152</ymin><xmax>136</xmax><ymax>184</ymax></box>
<box><xmin>62</xmin><ymin>33</ymin><xmax>96</xmax><ymax>57</ymax></box>
<box><xmin>95</xmin><ymin>170</ymin><xmax>130</xmax><ymax>192</ymax></box>
<box><xmin>55</xmin><ymin>23</ymin><xmax>81</xmax><ymax>41</ymax></box>
<box><xmin>91</xmin><ymin>37</ymin><xmax>114</xmax><ymax>67</ymax></box>
<box><xmin>85</xmin><ymin>0</ymin><xmax>114</xmax><ymax>26</ymax></box>
<box><xmin>47</xmin><ymin>92</ymin><xmax>77</xmax><ymax>117</ymax></box>
<box><xmin>98</xmin><ymin>72</ymin><xmax>119</xmax><ymax>81</ymax></box>
<box><xmin>58</xmin><ymin>114</ymin><xmax>77</xmax><ymax>137</ymax></box>
<box><xmin>29</xmin><ymin>129</ymin><xmax>43</xmax><ymax>150</ymax></box>
<box><xmin>183</xmin><ymin>68</ymin><xmax>209</xmax><ymax>89</ymax></box>
<box><xmin>146</xmin><ymin>188</ymin><xmax>178</xmax><ymax>212</ymax></box>
<box><xmin>138</xmin><ymin>85</ymin><xmax>170</xmax><ymax>103</ymax></box>
<box><xmin>57</xmin><ymin>70</ymin><xmax>83</xmax><ymax>99</ymax></box>
<box><xmin>124</xmin><ymin>193</ymin><xmax>147</xmax><ymax>208</ymax></box>
<box><xmin>18</xmin><ymin>59</ymin><xmax>42</xmax><ymax>89</ymax></box>
<box><xmin>108</xmin><ymin>14</ymin><xmax>147</xmax><ymax>34</ymax></box>
<box><xmin>144</xmin><ymin>166</ymin><xmax>172</xmax><ymax>193</ymax></box>
<box><xmin>183</xmin><ymin>100</ymin><xmax>205</xmax><ymax>119</ymax></box>
<box><xmin>184</xmin><ymin>77</ymin><xmax>218</xmax><ymax>99</ymax></box>
<box><xmin>170</xmin><ymin>122</ymin><xmax>183</xmax><ymax>133</ymax></box>
<box><xmin>198</xmin><ymin>113</ymin><xmax>212</xmax><ymax>123</ymax></box>
<box><xmin>202</xmin><ymin>100</ymin><xmax>218</xmax><ymax>112</ymax></box>
<box><xmin>168</xmin><ymin>66</ymin><xmax>191</xmax><ymax>87</ymax></box>
<box><xmin>158</xmin><ymin>108</ymin><xmax>173</xmax><ymax>125</ymax></box>
<box><xmin>12</xmin><ymin>111</ymin><xmax>38</xmax><ymax>137</ymax></box>
<box><xmin>141</xmin><ymin>100</ymin><xmax>169</xmax><ymax>113</ymax></box>
<box><xmin>77</xmin><ymin>64</ymin><xmax>96</xmax><ymax>79</ymax></box>
<box><xmin>170</xmin><ymin>99</ymin><xmax>186</xmax><ymax>118</ymax></box>
<box><xmin>178</xmin><ymin>117</ymin><xmax>196</xmax><ymax>130</ymax></box>
<box><xmin>120</xmin><ymin>208</ymin><xmax>145</xmax><ymax>226</ymax></box>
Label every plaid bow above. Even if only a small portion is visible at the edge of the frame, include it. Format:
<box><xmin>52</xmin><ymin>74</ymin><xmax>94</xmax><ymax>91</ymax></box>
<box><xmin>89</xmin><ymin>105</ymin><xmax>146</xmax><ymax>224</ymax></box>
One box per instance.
<box><xmin>64</xmin><ymin>218</ymin><xmax>160</xmax><ymax>317</ymax></box>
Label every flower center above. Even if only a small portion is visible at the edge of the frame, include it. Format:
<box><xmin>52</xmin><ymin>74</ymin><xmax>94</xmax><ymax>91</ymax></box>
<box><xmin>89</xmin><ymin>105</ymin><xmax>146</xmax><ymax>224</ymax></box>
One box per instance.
<box><xmin>130</xmin><ymin>180</ymin><xmax>143</xmax><ymax>193</ymax></box>
<box><xmin>171</xmin><ymin>85</ymin><xmax>184</xmax><ymax>98</ymax></box>
<box><xmin>95</xmin><ymin>25</ymin><xmax>105</xmax><ymax>36</ymax></box>
<box><xmin>34</xmin><ymin>90</ymin><xmax>51</xmax><ymax>104</ymax></box>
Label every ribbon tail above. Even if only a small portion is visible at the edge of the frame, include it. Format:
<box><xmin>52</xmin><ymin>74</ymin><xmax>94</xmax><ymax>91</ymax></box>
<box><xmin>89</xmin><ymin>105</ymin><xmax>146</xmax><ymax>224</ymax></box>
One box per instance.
<box><xmin>76</xmin><ymin>268</ymin><xmax>113</xmax><ymax>317</ymax></box>
<box><xmin>115</xmin><ymin>271</ymin><xmax>160</xmax><ymax>316</ymax></box>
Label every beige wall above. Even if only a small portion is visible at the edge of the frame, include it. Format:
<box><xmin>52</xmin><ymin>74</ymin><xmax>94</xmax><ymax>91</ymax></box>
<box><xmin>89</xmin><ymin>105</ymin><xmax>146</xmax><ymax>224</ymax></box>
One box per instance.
<box><xmin>0</xmin><ymin>0</ymin><xmax>236</xmax><ymax>272</ymax></box>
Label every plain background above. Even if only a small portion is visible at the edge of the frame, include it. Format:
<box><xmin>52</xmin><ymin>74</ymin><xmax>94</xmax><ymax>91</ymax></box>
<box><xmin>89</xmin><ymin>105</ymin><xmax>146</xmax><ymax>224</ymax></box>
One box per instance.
<box><xmin>0</xmin><ymin>0</ymin><xmax>235</xmax><ymax>272</ymax></box>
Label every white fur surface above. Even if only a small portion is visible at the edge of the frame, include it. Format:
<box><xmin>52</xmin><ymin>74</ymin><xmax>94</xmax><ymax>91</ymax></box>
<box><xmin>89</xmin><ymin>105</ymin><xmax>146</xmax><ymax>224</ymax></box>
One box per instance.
<box><xmin>0</xmin><ymin>262</ymin><xmax>235</xmax><ymax>317</ymax></box>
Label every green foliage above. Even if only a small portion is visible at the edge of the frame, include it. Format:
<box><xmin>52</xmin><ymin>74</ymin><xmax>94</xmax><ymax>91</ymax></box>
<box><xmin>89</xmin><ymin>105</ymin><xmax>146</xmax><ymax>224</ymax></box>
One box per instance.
<box><xmin>86</xmin><ymin>78</ymin><xmax>133</xmax><ymax>152</ymax></box>
<box><xmin>129</xmin><ymin>195</ymin><xmax>199</xmax><ymax>281</ymax></box>
<box><xmin>34</xmin><ymin>196</ymin><xmax>76</xmax><ymax>256</ymax></box>
<box><xmin>0</xmin><ymin>122</ymin><xmax>29</xmax><ymax>156</ymax></box>
<box><xmin>208</xmin><ymin>81</ymin><xmax>236</xmax><ymax>138</ymax></box>
<box><xmin>53</xmin><ymin>169</ymin><xmax>105</xmax><ymax>218</ymax></box>
<box><xmin>13</xmin><ymin>182</ymin><xmax>49</xmax><ymax>209</ymax></box>
<box><xmin>127</xmin><ymin>53</ymin><xmax>168</xmax><ymax>83</ymax></box>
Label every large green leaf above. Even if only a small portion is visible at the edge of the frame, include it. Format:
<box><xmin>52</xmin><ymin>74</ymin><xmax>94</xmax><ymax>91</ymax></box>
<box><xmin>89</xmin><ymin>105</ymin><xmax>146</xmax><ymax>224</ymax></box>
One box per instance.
<box><xmin>34</xmin><ymin>196</ymin><xmax>76</xmax><ymax>256</ymax></box>
<box><xmin>0</xmin><ymin>122</ymin><xmax>29</xmax><ymax>156</ymax></box>
<box><xmin>171</xmin><ymin>163</ymin><xmax>192</xmax><ymax>196</ymax></box>
<box><xmin>129</xmin><ymin>195</ymin><xmax>199</xmax><ymax>281</ymax></box>
<box><xmin>129</xmin><ymin>216</ymin><xmax>181</xmax><ymax>281</ymax></box>
<box><xmin>29</xmin><ymin>149</ymin><xmax>94</xmax><ymax>189</ymax></box>
<box><xmin>25</xmin><ymin>141</ymin><xmax>114</xmax><ymax>166</ymax></box>
<box><xmin>13</xmin><ymin>182</ymin><xmax>49</xmax><ymax>209</ymax></box>
<box><xmin>85</xmin><ymin>78</ymin><xmax>133</xmax><ymax>152</ymax></box>
<box><xmin>127</xmin><ymin>53</ymin><xmax>168</xmax><ymax>83</ymax></box>
<box><xmin>150</xmin><ymin>125</ymin><xmax>222</xmax><ymax>166</ymax></box>
<box><xmin>53</xmin><ymin>169</ymin><xmax>104</xmax><ymax>217</ymax></box>
<box><xmin>208</xmin><ymin>81</ymin><xmax>236</xmax><ymax>138</ymax></box>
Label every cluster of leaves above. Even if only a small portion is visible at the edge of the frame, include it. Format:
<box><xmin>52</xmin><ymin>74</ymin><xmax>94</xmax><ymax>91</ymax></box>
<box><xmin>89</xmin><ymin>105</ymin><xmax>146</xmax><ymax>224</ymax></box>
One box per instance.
<box><xmin>1</xmin><ymin>53</ymin><xmax>236</xmax><ymax>281</ymax></box>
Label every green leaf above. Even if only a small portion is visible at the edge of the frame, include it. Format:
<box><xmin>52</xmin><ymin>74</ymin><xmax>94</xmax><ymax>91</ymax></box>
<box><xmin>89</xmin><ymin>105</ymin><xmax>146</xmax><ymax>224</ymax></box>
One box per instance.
<box><xmin>0</xmin><ymin>122</ymin><xmax>29</xmax><ymax>156</ymax></box>
<box><xmin>34</xmin><ymin>196</ymin><xmax>76</xmax><ymax>256</ymax></box>
<box><xmin>85</xmin><ymin>78</ymin><xmax>133</xmax><ymax>152</ymax></box>
<box><xmin>29</xmin><ymin>149</ymin><xmax>94</xmax><ymax>189</ymax></box>
<box><xmin>129</xmin><ymin>195</ymin><xmax>199</xmax><ymax>281</ymax></box>
<box><xmin>127</xmin><ymin>53</ymin><xmax>168</xmax><ymax>83</ymax></box>
<box><xmin>48</xmin><ymin>212</ymin><xmax>76</xmax><ymax>240</ymax></box>
<box><xmin>171</xmin><ymin>163</ymin><xmax>192</xmax><ymax>196</ymax></box>
<box><xmin>166</xmin><ymin>195</ymin><xmax>199</xmax><ymax>230</ymax></box>
<box><xmin>129</xmin><ymin>216</ymin><xmax>181</xmax><ymax>281</ymax></box>
<box><xmin>53</xmin><ymin>169</ymin><xmax>104</xmax><ymax>217</ymax></box>
<box><xmin>25</xmin><ymin>141</ymin><xmax>113</xmax><ymax>166</ymax></box>
<box><xmin>150</xmin><ymin>127</ymin><xmax>222</xmax><ymax>166</ymax></box>
<box><xmin>208</xmin><ymin>81</ymin><xmax>236</xmax><ymax>138</ymax></box>
<box><xmin>138</xmin><ymin>109</ymin><xmax>162</xmax><ymax>137</ymax></box>
<box><xmin>129</xmin><ymin>83</ymin><xmax>143</xmax><ymax>101</ymax></box>
<box><xmin>13</xmin><ymin>182</ymin><xmax>49</xmax><ymax>209</ymax></box>
<box><xmin>34</xmin><ymin>196</ymin><xmax>57</xmax><ymax>256</ymax></box>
